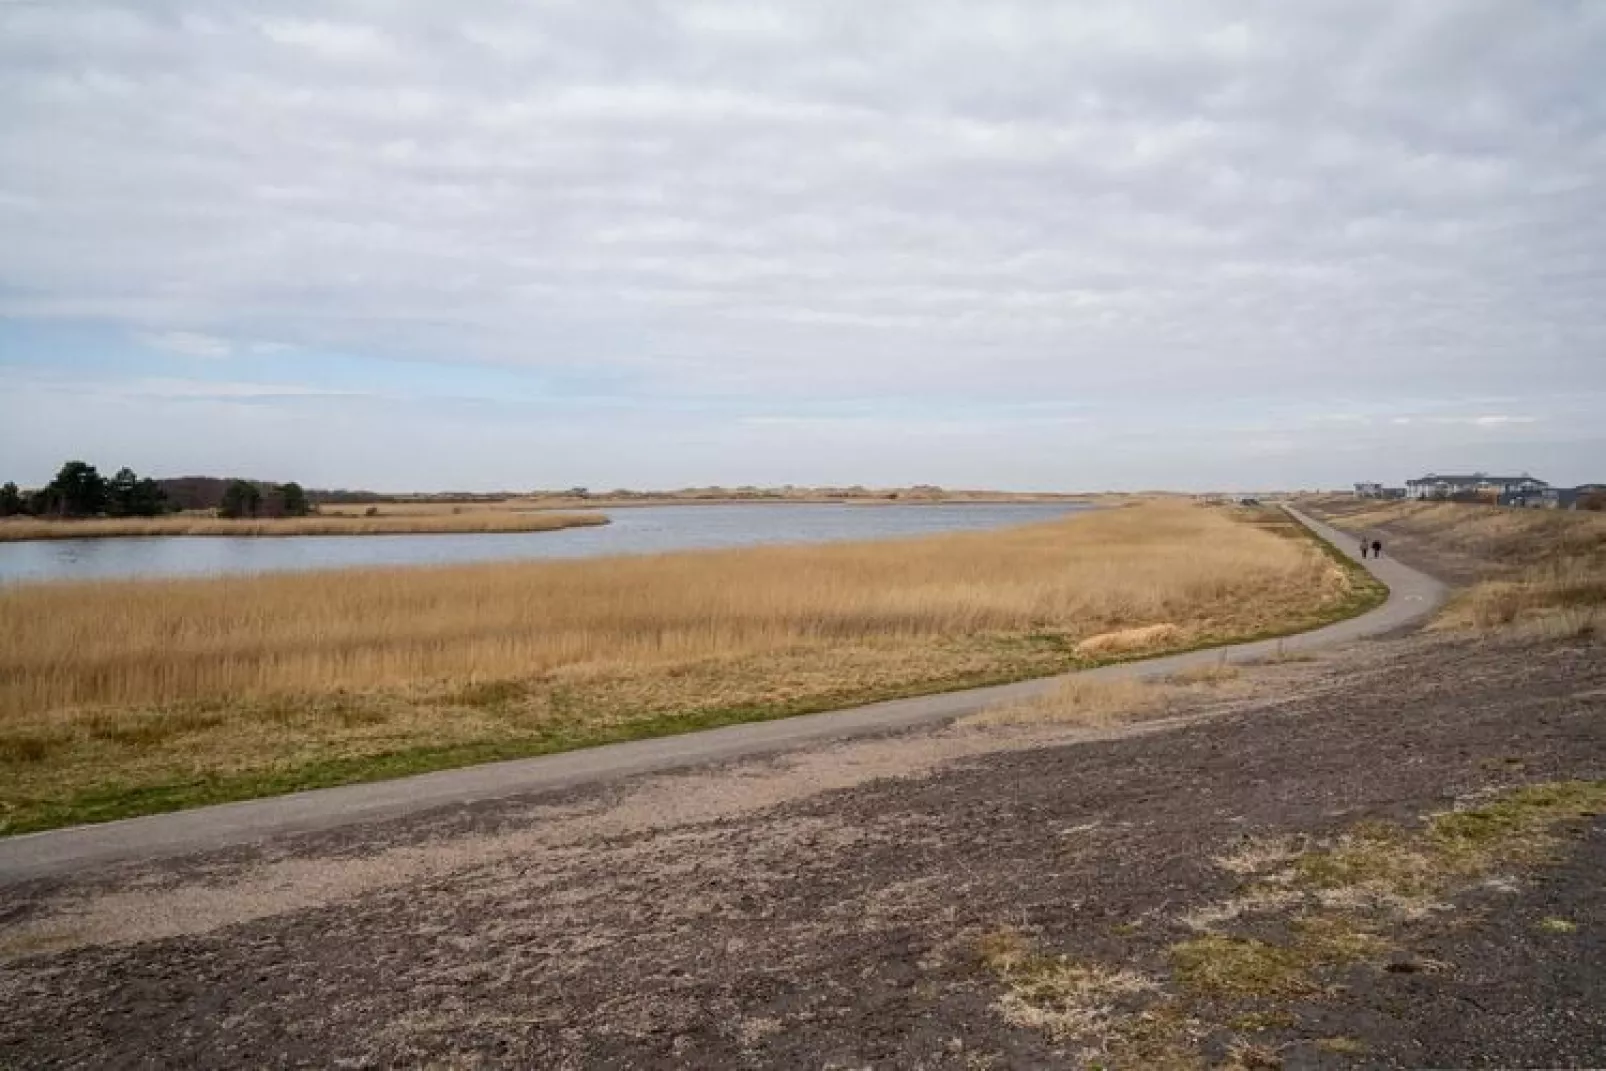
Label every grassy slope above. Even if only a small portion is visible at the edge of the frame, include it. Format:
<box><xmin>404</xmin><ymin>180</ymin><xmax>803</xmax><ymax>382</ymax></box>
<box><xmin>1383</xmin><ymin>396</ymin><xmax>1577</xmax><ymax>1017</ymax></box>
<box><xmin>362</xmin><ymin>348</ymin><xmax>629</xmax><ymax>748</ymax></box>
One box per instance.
<box><xmin>1304</xmin><ymin>496</ymin><xmax>1605</xmax><ymax>631</ymax></box>
<box><xmin>0</xmin><ymin>504</ymin><xmax>1384</xmax><ymax>834</ymax></box>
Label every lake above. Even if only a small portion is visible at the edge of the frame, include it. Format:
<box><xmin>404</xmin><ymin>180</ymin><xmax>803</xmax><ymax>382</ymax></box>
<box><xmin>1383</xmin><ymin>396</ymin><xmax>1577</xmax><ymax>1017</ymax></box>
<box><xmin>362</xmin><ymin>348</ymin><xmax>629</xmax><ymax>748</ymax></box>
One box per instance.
<box><xmin>0</xmin><ymin>502</ymin><xmax>1090</xmax><ymax>584</ymax></box>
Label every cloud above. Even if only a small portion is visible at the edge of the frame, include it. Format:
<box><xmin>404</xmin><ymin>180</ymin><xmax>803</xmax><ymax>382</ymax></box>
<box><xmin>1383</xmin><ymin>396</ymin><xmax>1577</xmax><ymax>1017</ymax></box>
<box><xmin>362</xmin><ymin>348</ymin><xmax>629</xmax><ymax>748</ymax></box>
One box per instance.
<box><xmin>120</xmin><ymin>378</ymin><xmax>360</xmax><ymax>400</ymax></box>
<box><xmin>136</xmin><ymin>331</ymin><xmax>233</xmax><ymax>359</ymax></box>
<box><xmin>0</xmin><ymin>1</ymin><xmax>1603</xmax><ymax>488</ymax></box>
<box><xmin>256</xmin><ymin>18</ymin><xmax>396</xmax><ymax>61</ymax></box>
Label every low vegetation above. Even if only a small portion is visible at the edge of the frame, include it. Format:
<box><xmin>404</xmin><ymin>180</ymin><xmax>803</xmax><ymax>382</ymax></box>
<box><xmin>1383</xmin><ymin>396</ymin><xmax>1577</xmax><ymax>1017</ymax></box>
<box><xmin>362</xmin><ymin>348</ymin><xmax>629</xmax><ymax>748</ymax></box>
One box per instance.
<box><xmin>0</xmin><ymin>510</ymin><xmax>607</xmax><ymax>542</ymax></box>
<box><xmin>0</xmin><ymin>501</ymin><xmax>1380</xmax><ymax>832</ymax></box>
<box><xmin>1307</xmin><ymin>496</ymin><xmax>1606</xmax><ymax>634</ymax></box>
<box><xmin>959</xmin><ymin>656</ymin><xmax>1243</xmax><ymax>730</ymax></box>
<box><xmin>976</xmin><ymin>780</ymin><xmax>1606</xmax><ymax>1068</ymax></box>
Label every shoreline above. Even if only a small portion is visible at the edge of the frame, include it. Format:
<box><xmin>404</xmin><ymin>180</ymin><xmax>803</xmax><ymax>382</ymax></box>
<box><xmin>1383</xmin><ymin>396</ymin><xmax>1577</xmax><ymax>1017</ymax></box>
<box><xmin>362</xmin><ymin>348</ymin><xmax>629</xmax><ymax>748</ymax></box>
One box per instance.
<box><xmin>0</xmin><ymin>511</ymin><xmax>609</xmax><ymax>543</ymax></box>
<box><xmin>515</xmin><ymin>495</ymin><xmax>1098</xmax><ymax>510</ymax></box>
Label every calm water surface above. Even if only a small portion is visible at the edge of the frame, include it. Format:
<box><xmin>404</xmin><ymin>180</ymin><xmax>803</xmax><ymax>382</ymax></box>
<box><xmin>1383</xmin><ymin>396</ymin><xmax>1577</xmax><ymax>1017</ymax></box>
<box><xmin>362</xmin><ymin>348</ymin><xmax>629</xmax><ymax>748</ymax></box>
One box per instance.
<box><xmin>0</xmin><ymin>503</ymin><xmax>1089</xmax><ymax>584</ymax></box>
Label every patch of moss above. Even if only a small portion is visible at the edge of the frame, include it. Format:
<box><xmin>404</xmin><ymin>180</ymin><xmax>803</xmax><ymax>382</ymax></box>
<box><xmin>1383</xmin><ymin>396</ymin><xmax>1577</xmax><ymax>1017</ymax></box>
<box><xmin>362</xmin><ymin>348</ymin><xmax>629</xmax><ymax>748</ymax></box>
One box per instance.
<box><xmin>1170</xmin><ymin>935</ymin><xmax>1315</xmax><ymax>999</ymax></box>
<box><xmin>1226</xmin><ymin>1009</ymin><xmax>1297</xmax><ymax>1033</ymax></box>
<box><xmin>1289</xmin><ymin>822</ymin><xmax>1435</xmax><ymax>895</ymax></box>
<box><xmin>1430</xmin><ymin>781</ymin><xmax>1606</xmax><ymax>858</ymax></box>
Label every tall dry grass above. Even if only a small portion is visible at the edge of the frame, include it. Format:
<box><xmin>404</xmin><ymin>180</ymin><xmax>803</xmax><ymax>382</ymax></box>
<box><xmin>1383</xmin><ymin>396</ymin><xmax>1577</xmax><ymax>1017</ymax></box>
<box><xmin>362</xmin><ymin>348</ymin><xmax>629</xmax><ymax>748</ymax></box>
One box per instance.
<box><xmin>0</xmin><ymin>511</ymin><xmax>606</xmax><ymax>542</ymax></box>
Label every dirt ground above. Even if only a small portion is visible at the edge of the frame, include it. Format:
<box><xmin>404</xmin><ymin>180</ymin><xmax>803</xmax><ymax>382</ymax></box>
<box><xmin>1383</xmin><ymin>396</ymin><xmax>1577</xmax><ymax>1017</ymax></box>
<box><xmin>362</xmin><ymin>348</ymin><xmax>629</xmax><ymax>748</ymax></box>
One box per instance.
<box><xmin>1</xmin><ymin>616</ymin><xmax>1602</xmax><ymax>1069</ymax></box>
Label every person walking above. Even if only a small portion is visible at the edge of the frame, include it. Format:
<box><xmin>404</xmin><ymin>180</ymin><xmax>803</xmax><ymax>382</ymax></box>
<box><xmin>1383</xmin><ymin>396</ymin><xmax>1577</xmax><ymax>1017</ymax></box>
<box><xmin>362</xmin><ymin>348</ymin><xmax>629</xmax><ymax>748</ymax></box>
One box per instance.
<box><xmin>1359</xmin><ymin>537</ymin><xmax>1369</xmax><ymax>559</ymax></box>
<box><xmin>1371</xmin><ymin>539</ymin><xmax>1383</xmax><ymax>559</ymax></box>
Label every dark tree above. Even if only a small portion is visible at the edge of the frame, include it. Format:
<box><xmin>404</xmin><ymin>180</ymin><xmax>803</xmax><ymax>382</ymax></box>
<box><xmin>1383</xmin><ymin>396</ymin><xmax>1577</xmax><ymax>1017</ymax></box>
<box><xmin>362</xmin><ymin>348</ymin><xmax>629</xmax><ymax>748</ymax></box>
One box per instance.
<box><xmin>279</xmin><ymin>481</ymin><xmax>311</xmax><ymax>517</ymax></box>
<box><xmin>134</xmin><ymin>478</ymin><xmax>169</xmax><ymax>516</ymax></box>
<box><xmin>105</xmin><ymin>467</ymin><xmax>169</xmax><ymax>517</ymax></box>
<box><xmin>0</xmin><ymin>482</ymin><xmax>22</xmax><ymax>517</ymax></box>
<box><xmin>219</xmin><ymin>480</ymin><xmax>262</xmax><ymax>519</ymax></box>
<box><xmin>107</xmin><ymin>467</ymin><xmax>140</xmax><ymax>517</ymax></box>
<box><xmin>47</xmin><ymin>460</ymin><xmax>107</xmax><ymax>517</ymax></box>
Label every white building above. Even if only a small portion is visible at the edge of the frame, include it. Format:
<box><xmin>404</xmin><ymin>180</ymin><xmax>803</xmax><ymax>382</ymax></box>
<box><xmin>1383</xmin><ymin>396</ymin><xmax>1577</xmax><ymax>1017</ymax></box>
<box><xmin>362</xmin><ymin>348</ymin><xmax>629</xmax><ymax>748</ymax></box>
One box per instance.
<box><xmin>1404</xmin><ymin>473</ymin><xmax>1548</xmax><ymax>500</ymax></box>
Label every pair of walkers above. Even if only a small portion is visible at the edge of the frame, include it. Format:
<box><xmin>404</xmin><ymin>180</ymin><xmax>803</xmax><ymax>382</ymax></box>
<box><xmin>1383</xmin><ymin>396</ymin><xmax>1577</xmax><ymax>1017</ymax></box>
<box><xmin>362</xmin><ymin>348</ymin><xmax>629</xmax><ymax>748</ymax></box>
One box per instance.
<box><xmin>1359</xmin><ymin>537</ymin><xmax>1383</xmax><ymax>560</ymax></box>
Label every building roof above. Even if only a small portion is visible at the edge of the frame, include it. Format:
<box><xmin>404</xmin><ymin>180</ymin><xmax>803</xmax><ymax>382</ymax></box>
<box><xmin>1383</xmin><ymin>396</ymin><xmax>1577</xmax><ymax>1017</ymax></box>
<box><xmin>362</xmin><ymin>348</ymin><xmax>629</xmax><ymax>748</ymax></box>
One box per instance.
<box><xmin>1406</xmin><ymin>473</ymin><xmax>1547</xmax><ymax>486</ymax></box>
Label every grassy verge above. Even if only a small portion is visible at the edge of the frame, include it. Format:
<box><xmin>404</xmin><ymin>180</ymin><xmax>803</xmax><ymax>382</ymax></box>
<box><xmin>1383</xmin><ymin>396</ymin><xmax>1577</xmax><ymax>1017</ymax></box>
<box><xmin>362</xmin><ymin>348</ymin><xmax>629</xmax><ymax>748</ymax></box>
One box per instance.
<box><xmin>1303</xmin><ymin>495</ymin><xmax>1605</xmax><ymax>635</ymax></box>
<box><xmin>1</xmin><ymin>503</ymin><xmax>1384</xmax><ymax>835</ymax></box>
<box><xmin>0</xmin><ymin>511</ymin><xmax>608</xmax><ymax>541</ymax></box>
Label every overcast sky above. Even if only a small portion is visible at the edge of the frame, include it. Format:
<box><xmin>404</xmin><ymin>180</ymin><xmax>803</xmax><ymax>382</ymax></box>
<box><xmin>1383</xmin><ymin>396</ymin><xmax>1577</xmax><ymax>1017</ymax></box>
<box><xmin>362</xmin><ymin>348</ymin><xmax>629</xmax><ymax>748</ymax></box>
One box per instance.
<box><xmin>2</xmin><ymin>1</ymin><xmax>1603</xmax><ymax>491</ymax></box>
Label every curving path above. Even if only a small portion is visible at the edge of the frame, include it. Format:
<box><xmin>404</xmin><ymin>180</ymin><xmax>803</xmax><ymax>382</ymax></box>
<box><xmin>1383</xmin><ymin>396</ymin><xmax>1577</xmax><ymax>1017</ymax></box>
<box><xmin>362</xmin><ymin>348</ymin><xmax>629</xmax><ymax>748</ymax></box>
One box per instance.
<box><xmin>0</xmin><ymin>506</ymin><xmax>1447</xmax><ymax>883</ymax></box>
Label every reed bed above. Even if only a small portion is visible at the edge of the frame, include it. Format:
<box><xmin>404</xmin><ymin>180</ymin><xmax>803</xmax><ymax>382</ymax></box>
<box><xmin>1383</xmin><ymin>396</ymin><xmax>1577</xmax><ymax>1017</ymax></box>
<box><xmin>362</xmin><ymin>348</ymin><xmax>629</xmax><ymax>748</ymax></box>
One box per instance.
<box><xmin>0</xmin><ymin>502</ymin><xmax>1371</xmax><ymax>832</ymax></box>
<box><xmin>0</xmin><ymin>511</ymin><xmax>607</xmax><ymax>541</ymax></box>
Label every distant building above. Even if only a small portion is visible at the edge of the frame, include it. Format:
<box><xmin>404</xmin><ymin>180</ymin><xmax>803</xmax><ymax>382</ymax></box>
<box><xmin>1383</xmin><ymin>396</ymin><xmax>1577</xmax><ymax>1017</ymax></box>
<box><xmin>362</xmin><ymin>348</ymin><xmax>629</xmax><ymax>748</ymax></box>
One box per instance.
<box><xmin>1567</xmin><ymin>484</ymin><xmax>1606</xmax><ymax>511</ymax></box>
<box><xmin>1406</xmin><ymin>473</ymin><xmax>1548</xmax><ymax>501</ymax></box>
<box><xmin>1499</xmin><ymin>486</ymin><xmax>1559</xmax><ymax>509</ymax></box>
<box><xmin>1353</xmin><ymin>482</ymin><xmax>1384</xmax><ymax>498</ymax></box>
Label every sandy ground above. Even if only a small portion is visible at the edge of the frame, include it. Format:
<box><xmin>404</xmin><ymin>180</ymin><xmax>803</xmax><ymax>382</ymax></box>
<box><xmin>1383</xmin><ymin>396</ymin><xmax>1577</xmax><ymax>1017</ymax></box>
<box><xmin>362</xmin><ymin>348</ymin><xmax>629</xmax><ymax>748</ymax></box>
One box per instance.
<box><xmin>1</xmin><ymin>620</ymin><xmax>1602</xmax><ymax>1069</ymax></box>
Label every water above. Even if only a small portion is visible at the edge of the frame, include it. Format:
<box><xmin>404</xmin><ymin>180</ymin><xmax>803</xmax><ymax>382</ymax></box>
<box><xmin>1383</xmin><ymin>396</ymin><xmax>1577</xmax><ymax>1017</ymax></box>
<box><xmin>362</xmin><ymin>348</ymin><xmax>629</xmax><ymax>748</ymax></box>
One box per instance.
<box><xmin>0</xmin><ymin>502</ymin><xmax>1090</xmax><ymax>584</ymax></box>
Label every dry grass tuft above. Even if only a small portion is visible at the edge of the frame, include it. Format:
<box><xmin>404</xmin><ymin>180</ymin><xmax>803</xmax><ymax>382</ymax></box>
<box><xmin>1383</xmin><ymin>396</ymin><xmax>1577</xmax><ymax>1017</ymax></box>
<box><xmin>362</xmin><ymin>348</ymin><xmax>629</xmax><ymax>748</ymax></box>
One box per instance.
<box><xmin>976</xmin><ymin>928</ymin><xmax>1160</xmax><ymax>1043</ymax></box>
<box><xmin>964</xmin><ymin>656</ymin><xmax>1246</xmax><ymax>732</ymax></box>
<box><xmin>1221</xmin><ymin>1040</ymin><xmax>1285</xmax><ymax>1069</ymax></box>
<box><xmin>1169</xmin><ymin>935</ymin><xmax>1315</xmax><ymax>999</ymax></box>
<box><xmin>1166</xmin><ymin>661</ymin><xmax>1242</xmax><ymax>687</ymax></box>
<box><xmin>0</xmin><ymin>511</ymin><xmax>607</xmax><ymax>542</ymax></box>
<box><xmin>1074</xmin><ymin>623</ymin><xmax>1182</xmax><ymax>657</ymax></box>
<box><xmin>961</xmin><ymin>677</ymin><xmax>1159</xmax><ymax>729</ymax></box>
<box><xmin>1213</xmin><ymin>835</ymin><xmax>1308</xmax><ymax>877</ymax></box>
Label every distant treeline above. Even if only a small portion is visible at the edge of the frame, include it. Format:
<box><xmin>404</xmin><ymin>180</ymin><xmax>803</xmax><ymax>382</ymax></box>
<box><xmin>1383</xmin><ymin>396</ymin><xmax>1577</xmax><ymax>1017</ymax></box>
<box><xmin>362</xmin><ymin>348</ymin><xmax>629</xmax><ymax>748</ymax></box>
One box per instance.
<box><xmin>157</xmin><ymin>475</ymin><xmax>310</xmax><ymax>517</ymax></box>
<box><xmin>303</xmin><ymin>488</ymin><xmax>510</xmax><ymax>505</ymax></box>
<box><xmin>1</xmin><ymin>463</ymin><xmax>312</xmax><ymax>520</ymax></box>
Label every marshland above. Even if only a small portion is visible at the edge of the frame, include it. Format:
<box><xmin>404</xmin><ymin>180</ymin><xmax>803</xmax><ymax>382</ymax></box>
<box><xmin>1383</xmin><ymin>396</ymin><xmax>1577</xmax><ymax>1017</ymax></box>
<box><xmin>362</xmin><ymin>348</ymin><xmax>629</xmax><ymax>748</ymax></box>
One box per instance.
<box><xmin>0</xmin><ymin>501</ymin><xmax>1377</xmax><ymax>832</ymax></box>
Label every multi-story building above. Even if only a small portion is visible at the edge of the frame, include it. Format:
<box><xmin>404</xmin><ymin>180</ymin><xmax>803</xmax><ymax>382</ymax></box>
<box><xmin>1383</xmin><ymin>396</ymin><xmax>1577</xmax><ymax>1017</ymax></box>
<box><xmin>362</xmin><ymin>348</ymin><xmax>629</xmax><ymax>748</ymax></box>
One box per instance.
<box><xmin>1405</xmin><ymin>473</ymin><xmax>1549</xmax><ymax>501</ymax></box>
